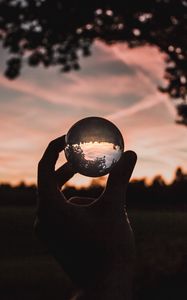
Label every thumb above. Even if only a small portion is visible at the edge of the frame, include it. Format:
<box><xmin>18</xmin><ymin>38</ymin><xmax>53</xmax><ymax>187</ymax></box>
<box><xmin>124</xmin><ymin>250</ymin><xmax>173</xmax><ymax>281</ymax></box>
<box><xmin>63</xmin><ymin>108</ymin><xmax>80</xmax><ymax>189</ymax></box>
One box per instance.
<box><xmin>55</xmin><ymin>162</ymin><xmax>76</xmax><ymax>189</ymax></box>
<box><xmin>102</xmin><ymin>151</ymin><xmax>137</xmax><ymax>201</ymax></box>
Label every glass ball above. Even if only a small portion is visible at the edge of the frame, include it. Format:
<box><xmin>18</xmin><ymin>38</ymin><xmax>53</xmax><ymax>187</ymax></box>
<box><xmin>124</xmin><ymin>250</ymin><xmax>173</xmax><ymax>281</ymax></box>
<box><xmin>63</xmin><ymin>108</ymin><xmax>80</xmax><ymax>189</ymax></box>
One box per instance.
<box><xmin>65</xmin><ymin>117</ymin><xmax>124</xmax><ymax>177</ymax></box>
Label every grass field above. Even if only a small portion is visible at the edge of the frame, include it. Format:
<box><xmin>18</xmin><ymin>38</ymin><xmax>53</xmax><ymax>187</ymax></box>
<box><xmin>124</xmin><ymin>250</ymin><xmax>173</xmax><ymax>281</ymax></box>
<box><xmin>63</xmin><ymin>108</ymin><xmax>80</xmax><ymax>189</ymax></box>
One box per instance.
<box><xmin>0</xmin><ymin>206</ymin><xmax>187</xmax><ymax>300</ymax></box>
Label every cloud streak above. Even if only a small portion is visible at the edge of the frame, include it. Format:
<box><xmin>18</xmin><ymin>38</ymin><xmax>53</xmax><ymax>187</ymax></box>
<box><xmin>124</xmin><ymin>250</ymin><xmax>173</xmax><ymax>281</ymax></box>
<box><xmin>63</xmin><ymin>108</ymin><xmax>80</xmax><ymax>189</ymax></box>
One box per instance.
<box><xmin>106</xmin><ymin>93</ymin><xmax>162</xmax><ymax>120</ymax></box>
<box><xmin>0</xmin><ymin>42</ymin><xmax>187</xmax><ymax>186</ymax></box>
<box><xmin>0</xmin><ymin>74</ymin><xmax>109</xmax><ymax>111</ymax></box>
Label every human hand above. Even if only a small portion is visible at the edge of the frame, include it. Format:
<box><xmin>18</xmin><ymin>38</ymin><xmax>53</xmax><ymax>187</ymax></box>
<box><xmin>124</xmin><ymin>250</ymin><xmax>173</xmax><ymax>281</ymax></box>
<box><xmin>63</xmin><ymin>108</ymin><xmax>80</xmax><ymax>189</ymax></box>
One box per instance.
<box><xmin>34</xmin><ymin>135</ymin><xmax>137</xmax><ymax>300</ymax></box>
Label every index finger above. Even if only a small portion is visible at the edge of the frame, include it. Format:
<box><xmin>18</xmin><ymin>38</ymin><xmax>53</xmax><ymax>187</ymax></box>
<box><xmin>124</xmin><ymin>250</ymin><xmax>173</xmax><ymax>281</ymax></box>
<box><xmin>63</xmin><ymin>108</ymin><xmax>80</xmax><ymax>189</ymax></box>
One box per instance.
<box><xmin>38</xmin><ymin>135</ymin><xmax>66</xmax><ymax>195</ymax></box>
<box><xmin>105</xmin><ymin>150</ymin><xmax>137</xmax><ymax>196</ymax></box>
<box><xmin>93</xmin><ymin>151</ymin><xmax>137</xmax><ymax>209</ymax></box>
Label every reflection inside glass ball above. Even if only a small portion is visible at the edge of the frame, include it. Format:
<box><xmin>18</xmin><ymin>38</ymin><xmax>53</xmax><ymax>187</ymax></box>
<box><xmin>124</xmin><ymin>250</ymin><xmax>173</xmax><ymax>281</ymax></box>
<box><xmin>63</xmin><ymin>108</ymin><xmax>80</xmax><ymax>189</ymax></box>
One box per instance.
<box><xmin>65</xmin><ymin>117</ymin><xmax>124</xmax><ymax>177</ymax></box>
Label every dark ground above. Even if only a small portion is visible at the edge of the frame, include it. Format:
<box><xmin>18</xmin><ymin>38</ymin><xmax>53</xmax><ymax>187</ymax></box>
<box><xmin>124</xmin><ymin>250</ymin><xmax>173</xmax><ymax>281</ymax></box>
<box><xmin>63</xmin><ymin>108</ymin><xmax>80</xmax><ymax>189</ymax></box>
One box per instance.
<box><xmin>0</xmin><ymin>206</ymin><xmax>187</xmax><ymax>300</ymax></box>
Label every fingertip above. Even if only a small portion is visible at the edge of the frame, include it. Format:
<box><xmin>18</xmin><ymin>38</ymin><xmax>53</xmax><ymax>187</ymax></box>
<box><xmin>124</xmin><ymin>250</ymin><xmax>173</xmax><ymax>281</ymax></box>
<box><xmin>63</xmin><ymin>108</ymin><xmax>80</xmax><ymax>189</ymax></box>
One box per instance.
<box><xmin>123</xmin><ymin>150</ymin><xmax>137</xmax><ymax>167</ymax></box>
<box><xmin>110</xmin><ymin>150</ymin><xmax>137</xmax><ymax>174</ymax></box>
<box><xmin>38</xmin><ymin>135</ymin><xmax>67</xmax><ymax>186</ymax></box>
<box><xmin>106</xmin><ymin>150</ymin><xmax>137</xmax><ymax>187</ymax></box>
<box><xmin>47</xmin><ymin>135</ymin><xmax>66</xmax><ymax>152</ymax></box>
<box><xmin>97</xmin><ymin>150</ymin><xmax>137</xmax><ymax>206</ymax></box>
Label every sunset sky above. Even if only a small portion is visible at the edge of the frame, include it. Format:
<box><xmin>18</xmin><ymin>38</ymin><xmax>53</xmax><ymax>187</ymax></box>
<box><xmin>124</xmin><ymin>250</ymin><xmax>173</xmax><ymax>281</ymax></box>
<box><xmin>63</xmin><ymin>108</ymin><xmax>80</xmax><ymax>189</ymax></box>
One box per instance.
<box><xmin>1</xmin><ymin>40</ymin><xmax>187</xmax><ymax>187</ymax></box>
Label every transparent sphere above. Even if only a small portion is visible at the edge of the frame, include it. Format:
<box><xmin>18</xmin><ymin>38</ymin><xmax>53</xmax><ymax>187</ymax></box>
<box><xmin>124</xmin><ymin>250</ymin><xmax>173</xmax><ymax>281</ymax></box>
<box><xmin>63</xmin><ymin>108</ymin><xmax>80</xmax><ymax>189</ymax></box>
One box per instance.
<box><xmin>65</xmin><ymin>117</ymin><xmax>124</xmax><ymax>177</ymax></box>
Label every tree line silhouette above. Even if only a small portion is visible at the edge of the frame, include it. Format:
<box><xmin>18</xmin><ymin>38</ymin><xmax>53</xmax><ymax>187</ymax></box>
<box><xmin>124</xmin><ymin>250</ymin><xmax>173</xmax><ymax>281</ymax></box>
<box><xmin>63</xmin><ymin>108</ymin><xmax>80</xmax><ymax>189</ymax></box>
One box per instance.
<box><xmin>0</xmin><ymin>167</ymin><xmax>187</xmax><ymax>208</ymax></box>
<box><xmin>65</xmin><ymin>144</ymin><xmax>109</xmax><ymax>177</ymax></box>
<box><xmin>65</xmin><ymin>143</ymin><xmax>119</xmax><ymax>177</ymax></box>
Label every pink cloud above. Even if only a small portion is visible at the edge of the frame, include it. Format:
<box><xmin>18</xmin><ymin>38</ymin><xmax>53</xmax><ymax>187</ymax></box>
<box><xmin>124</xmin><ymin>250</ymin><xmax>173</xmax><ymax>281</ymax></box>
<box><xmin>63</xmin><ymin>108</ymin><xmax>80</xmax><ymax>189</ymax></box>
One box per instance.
<box><xmin>106</xmin><ymin>92</ymin><xmax>176</xmax><ymax>121</ymax></box>
<box><xmin>97</xmin><ymin>41</ymin><xmax>166</xmax><ymax>79</ymax></box>
<box><xmin>0</xmin><ymin>74</ymin><xmax>109</xmax><ymax>111</ymax></box>
<box><xmin>0</xmin><ymin>41</ymin><xmax>187</xmax><ymax>186</ymax></box>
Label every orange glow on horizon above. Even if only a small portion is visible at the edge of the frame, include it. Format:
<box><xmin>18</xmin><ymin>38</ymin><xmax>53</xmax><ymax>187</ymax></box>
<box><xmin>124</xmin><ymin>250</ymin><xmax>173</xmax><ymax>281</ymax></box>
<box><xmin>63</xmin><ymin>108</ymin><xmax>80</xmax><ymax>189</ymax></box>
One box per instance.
<box><xmin>0</xmin><ymin>162</ymin><xmax>182</xmax><ymax>188</ymax></box>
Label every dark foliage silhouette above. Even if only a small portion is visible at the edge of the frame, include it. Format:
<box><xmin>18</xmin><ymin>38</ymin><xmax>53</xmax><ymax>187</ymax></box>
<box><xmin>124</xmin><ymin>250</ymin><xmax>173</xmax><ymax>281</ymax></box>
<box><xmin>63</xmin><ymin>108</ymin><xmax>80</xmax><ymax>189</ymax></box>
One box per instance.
<box><xmin>0</xmin><ymin>1</ymin><xmax>187</xmax><ymax>124</ymax></box>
